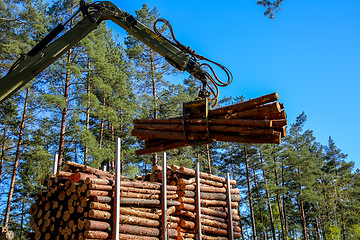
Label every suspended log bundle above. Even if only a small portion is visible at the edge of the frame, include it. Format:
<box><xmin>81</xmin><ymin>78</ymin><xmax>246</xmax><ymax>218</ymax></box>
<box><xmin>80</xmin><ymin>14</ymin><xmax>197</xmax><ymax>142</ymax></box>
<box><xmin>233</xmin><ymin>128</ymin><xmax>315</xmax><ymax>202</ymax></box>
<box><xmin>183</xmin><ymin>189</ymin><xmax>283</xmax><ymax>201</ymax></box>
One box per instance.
<box><xmin>26</xmin><ymin>161</ymin><xmax>242</xmax><ymax>239</ymax></box>
<box><xmin>132</xmin><ymin>92</ymin><xmax>287</xmax><ymax>155</ymax></box>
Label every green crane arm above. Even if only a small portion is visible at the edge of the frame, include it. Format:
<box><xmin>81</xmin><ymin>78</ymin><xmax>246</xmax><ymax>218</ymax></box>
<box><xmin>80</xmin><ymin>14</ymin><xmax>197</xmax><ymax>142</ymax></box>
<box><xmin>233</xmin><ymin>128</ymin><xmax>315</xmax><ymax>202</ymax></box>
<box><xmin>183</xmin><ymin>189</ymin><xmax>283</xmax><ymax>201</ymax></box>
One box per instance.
<box><xmin>0</xmin><ymin>1</ymin><xmax>232</xmax><ymax>104</ymax></box>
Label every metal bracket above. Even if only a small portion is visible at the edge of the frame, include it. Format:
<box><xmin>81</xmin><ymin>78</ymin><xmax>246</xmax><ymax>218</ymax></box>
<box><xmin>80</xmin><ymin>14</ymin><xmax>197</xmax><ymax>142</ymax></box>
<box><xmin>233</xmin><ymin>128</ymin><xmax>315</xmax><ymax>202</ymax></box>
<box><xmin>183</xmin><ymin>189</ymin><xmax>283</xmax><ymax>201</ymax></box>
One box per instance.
<box><xmin>80</xmin><ymin>0</ymin><xmax>102</xmax><ymax>24</ymax></box>
<box><xmin>183</xmin><ymin>98</ymin><xmax>212</xmax><ymax>147</ymax></box>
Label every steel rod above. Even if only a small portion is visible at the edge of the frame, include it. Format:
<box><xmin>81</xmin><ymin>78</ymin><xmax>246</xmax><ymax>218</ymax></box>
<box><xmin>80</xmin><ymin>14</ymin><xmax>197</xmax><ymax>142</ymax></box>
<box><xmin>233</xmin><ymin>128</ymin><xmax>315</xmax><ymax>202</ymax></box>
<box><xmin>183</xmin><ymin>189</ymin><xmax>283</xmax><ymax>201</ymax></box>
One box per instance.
<box><xmin>113</xmin><ymin>138</ymin><xmax>121</xmax><ymax>240</ymax></box>
<box><xmin>196</xmin><ymin>162</ymin><xmax>202</xmax><ymax>240</ymax></box>
<box><xmin>52</xmin><ymin>153</ymin><xmax>59</xmax><ymax>175</ymax></box>
<box><xmin>162</xmin><ymin>152</ymin><xmax>168</xmax><ymax>240</ymax></box>
<box><xmin>226</xmin><ymin>172</ymin><xmax>234</xmax><ymax>240</ymax></box>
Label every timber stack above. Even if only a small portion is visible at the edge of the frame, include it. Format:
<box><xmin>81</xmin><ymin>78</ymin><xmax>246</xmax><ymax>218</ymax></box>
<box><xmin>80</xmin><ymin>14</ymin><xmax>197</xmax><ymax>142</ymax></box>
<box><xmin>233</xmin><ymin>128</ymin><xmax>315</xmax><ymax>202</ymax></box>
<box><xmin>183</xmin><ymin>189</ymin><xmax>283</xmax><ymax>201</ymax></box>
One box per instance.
<box><xmin>26</xmin><ymin>161</ymin><xmax>242</xmax><ymax>239</ymax></box>
<box><xmin>132</xmin><ymin>92</ymin><xmax>287</xmax><ymax>156</ymax></box>
<box><xmin>136</xmin><ymin>164</ymin><xmax>243</xmax><ymax>239</ymax></box>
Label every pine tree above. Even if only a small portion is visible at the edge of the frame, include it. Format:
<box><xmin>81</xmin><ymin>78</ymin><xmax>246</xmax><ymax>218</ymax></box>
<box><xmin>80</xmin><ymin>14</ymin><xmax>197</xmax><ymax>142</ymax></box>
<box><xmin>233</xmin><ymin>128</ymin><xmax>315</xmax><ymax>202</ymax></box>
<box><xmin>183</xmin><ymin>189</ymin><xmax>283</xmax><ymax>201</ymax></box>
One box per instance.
<box><xmin>320</xmin><ymin>136</ymin><xmax>354</xmax><ymax>240</ymax></box>
<box><xmin>282</xmin><ymin>112</ymin><xmax>323</xmax><ymax>239</ymax></box>
<box><xmin>124</xmin><ymin>4</ymin><xmax>180</xmax><ymax>166</ymax></box>
<box><xmin>79</xmin><ymin>22</ymin><xmax>136</xmax><ymax>173</ymax></box>
<box><xmin>257</xmin><ymin>145</ymin><xmax>278</xmax><ymax>240</ymax></box>
<box><xmin>36</xmin><ymin>0</ymin><xmax>85</xmax><ymax>169</ymax></box>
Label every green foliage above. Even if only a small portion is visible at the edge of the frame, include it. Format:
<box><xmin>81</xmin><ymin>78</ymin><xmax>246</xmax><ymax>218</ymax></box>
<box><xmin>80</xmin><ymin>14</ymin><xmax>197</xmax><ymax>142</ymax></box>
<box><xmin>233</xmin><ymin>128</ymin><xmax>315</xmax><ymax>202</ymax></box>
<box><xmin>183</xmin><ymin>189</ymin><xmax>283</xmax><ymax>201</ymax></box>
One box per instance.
<box><xmin>326</xmin><ymin>222</ymin><xmax>341</xmax><ymax>240</ymax></box>
<box><xmin>0</xmin><ymin>1</ymin><xmax>359</xmax><ymax>240</ymax></box>
<box><xmin>257</xmin><ymin>0</ymin><xmax>285</xmax><ymax>19</ymax></box>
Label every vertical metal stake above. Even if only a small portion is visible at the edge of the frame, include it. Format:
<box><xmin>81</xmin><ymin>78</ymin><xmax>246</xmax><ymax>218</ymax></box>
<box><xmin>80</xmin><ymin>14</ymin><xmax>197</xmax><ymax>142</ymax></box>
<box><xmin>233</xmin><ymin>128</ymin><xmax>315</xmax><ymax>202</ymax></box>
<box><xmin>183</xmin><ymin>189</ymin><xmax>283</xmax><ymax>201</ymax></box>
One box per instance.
<box><xmin>162</xmin><ymin>152</ymin><xmax>168</xmax><ymax>240</ymax></box>
<box><xmin>113</xmin><ymin>138</ymin><xmax>121</xmax><ymax>240</ymax></box>
<box><xmin>226</xmin><ymin>172</ymin><xmax>234</xmax><ymax>240</ymax></box>
<box><xmin>196</xmin><ymin>162</ymin><xmax>202</xmax><ymax>240</ymax></box>
<box><xmin>52</xmin><ymin>153</ymin><xmax>59</xmax><ymax>175</ymax></box>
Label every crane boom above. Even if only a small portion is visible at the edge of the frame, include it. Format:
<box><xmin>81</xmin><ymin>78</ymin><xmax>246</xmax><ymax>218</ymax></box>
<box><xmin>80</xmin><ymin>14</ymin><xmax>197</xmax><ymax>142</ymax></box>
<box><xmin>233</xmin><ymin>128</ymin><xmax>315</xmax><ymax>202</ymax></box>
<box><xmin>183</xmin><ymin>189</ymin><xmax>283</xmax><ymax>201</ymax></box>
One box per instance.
<box><xmin>0</xmin><ymin>1</ymin><xmax>232</xmax><ymax>104</ymax></box>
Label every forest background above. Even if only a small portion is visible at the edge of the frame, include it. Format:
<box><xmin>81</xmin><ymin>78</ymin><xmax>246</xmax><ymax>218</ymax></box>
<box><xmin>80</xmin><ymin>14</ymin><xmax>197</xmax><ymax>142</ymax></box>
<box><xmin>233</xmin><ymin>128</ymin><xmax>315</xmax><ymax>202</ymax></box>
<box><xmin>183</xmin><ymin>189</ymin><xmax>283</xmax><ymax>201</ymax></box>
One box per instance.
<box><xmin>0</xmin><ymin>0</ymin><xmax>359</xmax><ymax>240</ymax></box>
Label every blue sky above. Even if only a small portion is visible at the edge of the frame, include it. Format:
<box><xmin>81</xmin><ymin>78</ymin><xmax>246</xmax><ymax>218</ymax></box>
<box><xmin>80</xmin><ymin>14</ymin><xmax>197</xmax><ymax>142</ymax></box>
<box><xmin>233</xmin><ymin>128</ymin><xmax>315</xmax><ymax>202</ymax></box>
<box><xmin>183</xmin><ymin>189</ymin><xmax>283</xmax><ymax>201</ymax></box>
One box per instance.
<box><xmin>107</xmin><ymin>0</ymin><xmax>360</xmax><ymax>170</ymax></box>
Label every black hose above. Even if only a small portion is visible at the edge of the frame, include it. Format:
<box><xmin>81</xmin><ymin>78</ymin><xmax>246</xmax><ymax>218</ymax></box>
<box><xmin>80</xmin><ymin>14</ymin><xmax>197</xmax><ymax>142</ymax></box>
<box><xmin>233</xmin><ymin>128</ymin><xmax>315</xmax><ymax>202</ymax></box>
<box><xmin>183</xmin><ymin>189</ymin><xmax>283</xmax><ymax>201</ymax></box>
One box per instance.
<box><xmin>27</xmin><ymin>24</ymin><xmax>65</xmax><ymax>57</ymax></box>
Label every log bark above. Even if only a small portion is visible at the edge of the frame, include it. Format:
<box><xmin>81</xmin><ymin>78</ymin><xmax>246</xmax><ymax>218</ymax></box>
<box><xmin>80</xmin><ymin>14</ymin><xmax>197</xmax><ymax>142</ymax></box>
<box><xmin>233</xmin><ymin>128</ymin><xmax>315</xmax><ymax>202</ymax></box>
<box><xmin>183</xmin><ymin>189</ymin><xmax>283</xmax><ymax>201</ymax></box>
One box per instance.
<box><xmin>119</xmin><ymin>198</ymin><xmax>180</xmax><ymax>206</ymax></box>
<box><xmin>213</xmin><ymin>132</ymin><xmax>281</xmax><ymax>144</ymax></box>
<box><xmin>82</xmin><ymin>165</ymin><xmax>112</xmax><ymax>178</ymax></box>
<box><xmin>90</xmin><ymin>201</ymin><xmax>111</xmax><ymax>211</ymax></box>
<box><xmin>135</xmin><ymin>122</ymin><xmax>274</xmax><ymax>133</ymax></box>
<box><xmin>119</xmin><ymin>207</ymin><xmax>160</xmax><ymax>220</ymax></box>
<box><xmin>135</xmin><ymin>118</ymin><xmax>273</xmax><ymax>127</ymax></box>
<box><xmin>84</xmin><ymin>220</ymin><xmax>111</xmax><ymax>231</ymax></box>
<box><xmin>220</xmin><ymin>102</ymin><xmax>280</xmax><ymax>119</ymax></box>
<box><xmin>93</xmin><ymin>196</ymin><xmax>112</xmax><ymax>203</ymax></box>
<box><xmin>136</xmin><ymin>140</ymin><xmax>189</xmax><ymax>156</ymax></box>
<box><xmin>208</xmin><ymin>92</ymin><xmax>279</xmax><ymax>117</ymax></box>
<box><xmin>74</xmin><ymin>172</ymin><xmax>98</xmax><ymax>183</ymax></box>
<box><xmin>119</xmin><ymin>214</ymin><xmax>160</xmax><ymax>228</ymax></box>
<box><xmin>84</xmin><ymin>230</ymin><xmax>109</xmax><ymax>239</ymax></box>
<box><xmin>65</xmin><ymin>161</ymin><xmax>85</xmax><ymax>170</ymax></box>
<box><xmin>177</xmin><ymin>191</ymin><xmax>240</xmax><ymax>202</ymax></box>
<box><xmin>119</xmin><ymin>234</ymin><xmax>159</xmax><ymax>240</ymax></box>
<box><xmin>201</xmin><ymin>224</ymin><xmax>242</xmax><ymax>239</ymax></box>
<box><xmin>201</xmin><ymin>207</ymin><xmax>241</xmax><ymax>221</ymax></box>
<box><xmin>179</xmin><ymin>184</ymin><xmax>239</xmax><ymax>194</ymax></box>
<box><xmin>89</xmin><ymin>183</ymin><xmax>113</xmax><ymax>191</ymax></box>
<box><xmin>86</xmin><ymin>190</ymin><xmax>113</xmax><ymax>197</ymax></box>
<box><xmin>85</xmin><ymin>178</ymin><xmax>114</xmax><ymax>185</ymax></box>
<box><xmin>119</xmin><ymin>180</ymin><xmax>177</xmax><ymax>191</ymax></box>
<box><xmin>118</xmin><ymin>224</ymin><xmax>160</xmax><ymax>236</ymax></box>
<box><xmin>179</xmin><ymin>166</ymin><xmax>236</xmax><ymax>185</ymax></box>
<box><xmin>88</xmin><ymin>209</ymin><xmax>111</xmax><ymax>220</ymax></box>
<box><xmin>133</xmin><ymin>127</ymin><xmax>278</xmax><ymax>142</ymax></box>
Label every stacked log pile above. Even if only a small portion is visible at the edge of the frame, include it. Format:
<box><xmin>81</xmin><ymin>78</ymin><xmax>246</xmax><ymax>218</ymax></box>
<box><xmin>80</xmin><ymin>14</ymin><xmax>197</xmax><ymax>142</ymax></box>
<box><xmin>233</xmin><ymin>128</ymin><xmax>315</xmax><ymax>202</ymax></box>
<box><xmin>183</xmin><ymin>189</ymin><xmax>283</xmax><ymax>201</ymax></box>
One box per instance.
<box><xmin>171</xmin><ymin>165</ymin><xmax>242</xmax><ymax>239</ymax></box>
<box><xmin>136</xmin><ymin>164</ymin><xmax>243</xmax><ymax>239</ymax></box>
<box><xmin>26</xmin><ymin>161</ymin><xmax>242</xmax><ymax>239</ymax></box>
<box><xmin>132</xmin><ymin>92</ymin><xmax>287</xmax><ymax>155</ymax></box>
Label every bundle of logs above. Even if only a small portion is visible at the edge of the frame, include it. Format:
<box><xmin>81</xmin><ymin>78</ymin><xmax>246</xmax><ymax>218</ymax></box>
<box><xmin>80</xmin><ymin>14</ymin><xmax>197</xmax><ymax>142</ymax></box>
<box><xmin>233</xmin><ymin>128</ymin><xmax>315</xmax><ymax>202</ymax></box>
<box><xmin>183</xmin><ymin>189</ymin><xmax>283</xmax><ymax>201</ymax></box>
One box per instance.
<box><xmin>26</xmin><ymin>161</ymin><xmax>242</xmax><ymax>240</ymax></box>
<box><xmin>138</xmin><ymin>164</ymin><xmax>243</xmax><ymax>239</ymax></box>
<box><xmin>132</xmin><ymin>92</ymin><xmax>287</xmax><ymax>156</ymax></box>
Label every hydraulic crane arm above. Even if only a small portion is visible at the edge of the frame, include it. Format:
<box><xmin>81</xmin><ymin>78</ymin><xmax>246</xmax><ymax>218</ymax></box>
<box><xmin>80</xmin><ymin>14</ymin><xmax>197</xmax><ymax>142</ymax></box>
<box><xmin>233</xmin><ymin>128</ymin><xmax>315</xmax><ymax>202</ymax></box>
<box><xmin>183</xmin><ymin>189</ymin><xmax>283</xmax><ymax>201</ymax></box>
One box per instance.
<box><xmin>0</xmin><ymin>1</ymin><xmax>232</xmax><ymax>104</ymax></box>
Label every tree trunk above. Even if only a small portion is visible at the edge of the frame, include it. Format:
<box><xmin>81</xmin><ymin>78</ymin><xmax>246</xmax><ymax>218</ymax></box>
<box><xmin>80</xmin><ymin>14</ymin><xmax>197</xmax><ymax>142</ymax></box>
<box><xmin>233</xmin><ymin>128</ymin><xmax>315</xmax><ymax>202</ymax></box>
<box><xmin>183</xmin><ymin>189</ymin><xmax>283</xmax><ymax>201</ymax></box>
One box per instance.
<box><xmin>119</xmin><ymin>107</ymin><xmax>123</xmax><ymax>173</ymax></box>
<box><xmin>99</xmin><ymin>96</ymin><xmax>105</xmax><ymax>149</ymax></box>
<box><xmin>0</xmin><ymin>124</ymin><xmax>8</xmax><ymax>185</ymax></box>
<box><xmin>206</xmin><ymin>144</ymin><xmax>212</xmax><ymax>174</ymax></box>
<box><xmin>281</xmin><ymin>161</ymin><xmax>288</xmax><ymax>238</ymax></box>
<box><xmin>273</xmin><ymin>157</ymin><xmax>285</xmax><ymax>240</ymax></box>
<box><xmin>108</xmin><ymin>120</ymin><xmax>111</xmax><ymax>169</ymax></box>
<box><xmin>297</xmin><ymin>165</ymin><xmax>308</xmax><ymax>240</ymax></box>
<box><xmin>58</xmin><ymin>49</ymin><xmax>72</xmax><ymax>169</ymax></box>
<box><xmin>340</xmin><ymin>202</ymin><xmax>346</xmax><ymax>240</ymax></box>
<box><xmin>20</xmin><ymin>197</ymin><xmax>25</xmax><ymax>240</ymax></box>
<box><xmin>244</xmin><ymin>144</ymin><xmax>257</xmax><ymax>240</ymax></box>
<box><xmin>112</xmin><ymin>123</ymin><xmax>115</xmax><ymax>171</ymax></box>
<box><xmin>84</xmin><ymin>57</ymin><xmax>91</xmax><ymax>165</ymax></box>
<box><xmin>253</xmin><ymin>168</ymin><xmax>267</xmax><ymax>240</ymax></box>
<box><xmin>315</xmin><ymin>216</ymin><xmax>322</xmax><ymax>240</ymax></box>
<box><xmin>4</xmin><ymin>87</ymin><xmax>29</xmax><ymax>227</ymax></box>
<box><xmin>150</xmin><ymin>49</ymin><xmax>158</xmax><ymax>167</ymax></box>
<box><xmin>259</xmin><ymin>148</ymin><xmax>276</xmax><ymax>240</ymax></box>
